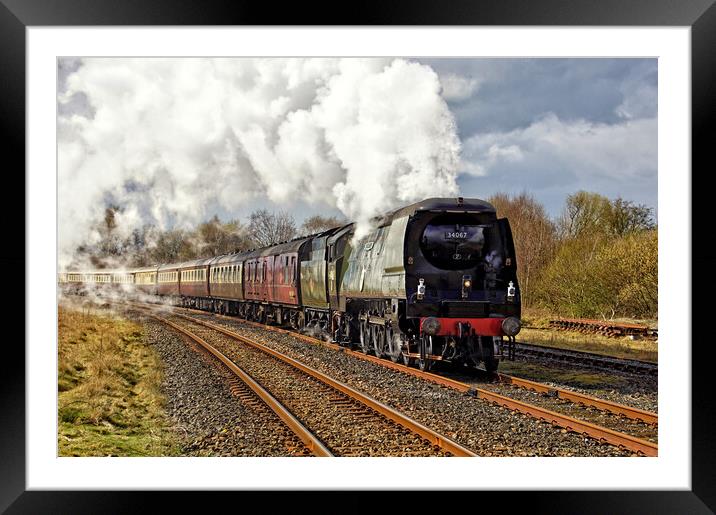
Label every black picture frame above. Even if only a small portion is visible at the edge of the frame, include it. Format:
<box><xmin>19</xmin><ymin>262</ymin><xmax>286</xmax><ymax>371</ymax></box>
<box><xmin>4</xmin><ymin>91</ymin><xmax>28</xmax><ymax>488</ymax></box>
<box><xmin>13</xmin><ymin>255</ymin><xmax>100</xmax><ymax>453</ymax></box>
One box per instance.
<box><xmin>4</xmin><ymin>0</ymin><xmax>714</xmax><ymax>512</ymax></box>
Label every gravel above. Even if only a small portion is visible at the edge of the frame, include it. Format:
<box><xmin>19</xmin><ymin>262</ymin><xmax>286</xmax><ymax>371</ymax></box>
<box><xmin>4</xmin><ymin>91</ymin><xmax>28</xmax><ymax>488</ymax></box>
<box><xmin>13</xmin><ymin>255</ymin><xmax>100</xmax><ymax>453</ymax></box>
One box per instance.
<box><xmin>171</xmin><ymin>316</ymin><xmax>448</xmax><ymax>457</ymax></box>
<box><xmin>475</xmin><ymin>382</ymin><xmax>657</xmax><ymax>442</ymax></box>
<box><xmin>142</xmin><ymin>319</ymin><xmax>309</xmax><ymax>457</ymax></box>
<box><xmin>182</xmin><ymin>312</ymin><xmax>637</xmax><ymax>457</ymax></box>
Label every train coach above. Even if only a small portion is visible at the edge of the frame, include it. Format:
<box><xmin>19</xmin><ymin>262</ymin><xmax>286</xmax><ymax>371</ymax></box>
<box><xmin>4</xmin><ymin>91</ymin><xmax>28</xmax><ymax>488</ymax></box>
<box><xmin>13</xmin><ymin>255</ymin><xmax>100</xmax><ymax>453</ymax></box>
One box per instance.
<box><xmin>59</xmin><ymin>197</ymin><xmax>522</xmax><ymax>372</ymax></box>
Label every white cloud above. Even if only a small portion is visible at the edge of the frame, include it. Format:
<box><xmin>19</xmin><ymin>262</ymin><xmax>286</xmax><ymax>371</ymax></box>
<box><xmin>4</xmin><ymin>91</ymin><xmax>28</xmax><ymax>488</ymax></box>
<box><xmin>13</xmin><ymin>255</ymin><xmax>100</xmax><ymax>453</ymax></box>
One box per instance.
<box><xmin>439</xmin><ymin>73</ymin><xmax>480</xmax><ymax>101</ymax></box>
<box><xmin>461</xmin><ymin>113</ymin><xmax>656</xmax><ymax>182</ymax></box>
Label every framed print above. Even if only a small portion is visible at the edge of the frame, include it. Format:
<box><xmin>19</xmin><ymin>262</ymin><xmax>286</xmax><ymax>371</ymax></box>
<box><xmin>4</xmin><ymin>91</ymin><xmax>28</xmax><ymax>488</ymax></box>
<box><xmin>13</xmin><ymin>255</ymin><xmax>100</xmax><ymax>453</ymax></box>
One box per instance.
<box><xmin>5</xmin><ymin>0</ymin><xmax>715</xmax><ymax>512</ymax></box>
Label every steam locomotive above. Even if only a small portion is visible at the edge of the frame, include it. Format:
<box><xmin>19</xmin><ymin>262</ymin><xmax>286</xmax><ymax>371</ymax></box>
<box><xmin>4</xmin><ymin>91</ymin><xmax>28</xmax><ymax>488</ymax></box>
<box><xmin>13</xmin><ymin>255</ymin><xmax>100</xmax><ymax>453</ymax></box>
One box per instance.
<box><xmin>59</xmin><ymin>197</ymin><xmax>521</xmax><ymax>372</ymax></box>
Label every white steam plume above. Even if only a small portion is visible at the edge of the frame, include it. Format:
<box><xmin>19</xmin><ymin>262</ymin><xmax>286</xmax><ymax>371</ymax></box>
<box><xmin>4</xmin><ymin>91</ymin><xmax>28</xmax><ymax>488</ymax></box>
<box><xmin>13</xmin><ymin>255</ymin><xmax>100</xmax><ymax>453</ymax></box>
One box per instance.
<box><xmin>58</xmin><ymin>58</ymin><xmax>461</xmax><ymax>267</ymax></box>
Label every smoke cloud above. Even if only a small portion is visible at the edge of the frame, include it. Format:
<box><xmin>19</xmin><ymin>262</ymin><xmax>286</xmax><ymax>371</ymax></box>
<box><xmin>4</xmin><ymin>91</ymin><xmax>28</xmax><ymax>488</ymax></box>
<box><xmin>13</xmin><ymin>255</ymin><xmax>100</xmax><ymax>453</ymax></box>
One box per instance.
<box><xmin>58</xmin><ymin>58</ymin><xmax>461</xmax><ymax>267</ymax></box>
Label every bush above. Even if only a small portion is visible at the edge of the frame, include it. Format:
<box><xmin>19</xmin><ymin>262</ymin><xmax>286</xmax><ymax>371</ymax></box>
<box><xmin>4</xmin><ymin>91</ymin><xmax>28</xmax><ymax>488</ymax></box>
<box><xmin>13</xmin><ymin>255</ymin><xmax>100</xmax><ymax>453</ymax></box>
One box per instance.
<box><xmin>532</xmin><ymin>229</ymin><xmax>657</xmax><ymax>319</ymax></box>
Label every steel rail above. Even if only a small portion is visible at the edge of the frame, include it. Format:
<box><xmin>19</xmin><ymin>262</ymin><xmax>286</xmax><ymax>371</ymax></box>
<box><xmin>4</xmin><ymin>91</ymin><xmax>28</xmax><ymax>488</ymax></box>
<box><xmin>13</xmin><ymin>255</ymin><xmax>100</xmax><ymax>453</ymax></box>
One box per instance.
<box><xmin>149</xmin><ymin>313</ymin><xmax>334</xmax><ymax>457</ymax></box>
<box><xmin>132</xmin><ymin>302</ymin><xmax>658</xmax><ymax>456</ymax></box>
<box><xmin>512</xmin><ymin>341</ymin><xmax>658</xmax><ymax>376</ymax></box>
<box><xmin>470</xmin><ymin>388</ymin><xmax>658</xmax><ymax>456</ymax></box>
<box><xmin>171</xmin><ymin>313</ymin><xmax>477</xmax><ymax>457</ymax></box>
<box><xmin>496</xmin><ymin>373</ymin><xmax>658</xmax><ymax>426</ymax></box>
<box><xmin>175</xmin><ymin>305</ymin><xmax>659</xmax><ymax>426</ymax></box>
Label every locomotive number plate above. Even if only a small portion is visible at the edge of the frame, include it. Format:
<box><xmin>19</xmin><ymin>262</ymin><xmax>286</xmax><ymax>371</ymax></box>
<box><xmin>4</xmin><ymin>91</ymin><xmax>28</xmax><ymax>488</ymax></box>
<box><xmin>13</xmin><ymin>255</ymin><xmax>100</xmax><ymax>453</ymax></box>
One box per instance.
<box><xmin>445</xmin><ymin>231</ymin><xmax>468</xmax><ymax>240</ymax></box>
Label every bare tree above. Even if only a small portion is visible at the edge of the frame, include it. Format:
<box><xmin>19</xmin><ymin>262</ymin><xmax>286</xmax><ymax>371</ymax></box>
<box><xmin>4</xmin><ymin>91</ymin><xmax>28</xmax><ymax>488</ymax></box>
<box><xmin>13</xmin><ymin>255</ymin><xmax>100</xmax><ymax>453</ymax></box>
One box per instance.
<box><xmin>248</xmin><ymin>209</ymin><xmax>297</xmax><ymax>247</ymax></box>
<box><xmin>147</xmin><ymin>228</ymin><xmax>196</xmax><ymax>264</ymax></box>
<box><xmin>557</xmin><ymin>191</ymin><xmax>612</xmax><ymax>240</ymax></box>
<box><xmin>608</xmin><ymin>198</ymin><xmax>655</xmax><ymax>236</ymax></box>
<box><xmin>489</xmin><ymin>192</ymin><xmax>557</xmax><ymax>305</ymax></box>
<box><xmin>196</xmin><ymin>215</ymin><xmax>254</xmax><ymax>256</ymax></box>
<box><xmin>299</xmin><ymin>214</ymin><xmax>346</xmax><ymax>236</ymax></box>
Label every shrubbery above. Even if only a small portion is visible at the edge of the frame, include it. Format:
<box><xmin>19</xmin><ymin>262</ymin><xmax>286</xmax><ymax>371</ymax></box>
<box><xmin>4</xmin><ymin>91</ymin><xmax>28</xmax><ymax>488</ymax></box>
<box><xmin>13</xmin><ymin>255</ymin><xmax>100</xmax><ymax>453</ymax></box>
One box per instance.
<box><xmin>491</xmin><ymin>191</ymin><xmax>657</xmax><ymax>320</ymax></box>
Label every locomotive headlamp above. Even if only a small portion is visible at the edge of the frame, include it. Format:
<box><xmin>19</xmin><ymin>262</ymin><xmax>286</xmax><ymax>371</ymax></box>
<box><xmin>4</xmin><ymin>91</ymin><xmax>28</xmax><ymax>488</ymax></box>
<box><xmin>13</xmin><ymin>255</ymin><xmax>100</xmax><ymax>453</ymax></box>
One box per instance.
<box><xmin>507</xmin><ymin>281</ymin><xmax>516</xmax><ymax>300</ymax></box>
<box><xmin>461</xmin><ymin>274</ymin><xmax>472</xmax><ymax>299</ymax></box>
<box><xmin>417</xmin><ymin>278</ymin><xmax>426</xmax><ymax>300</ymax></box>
<box><xmin>501</xmin><ymin>316</ymin><xmax>521</xmax><ymax>336</ymax></box>
<box><xmin>422</xmin><ymin>317</ymin><xmax>441</xmax><ymax>336</ymax></box>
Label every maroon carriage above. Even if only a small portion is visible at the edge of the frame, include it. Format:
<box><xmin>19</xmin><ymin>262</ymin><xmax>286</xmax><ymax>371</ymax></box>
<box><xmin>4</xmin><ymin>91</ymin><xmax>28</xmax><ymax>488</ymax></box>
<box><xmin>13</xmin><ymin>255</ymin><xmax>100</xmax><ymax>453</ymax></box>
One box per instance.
<box><xmin>110</xmin><ymin>269</ymin><xmax>135</xmax><ymax>294</ymax></box>
<box><xmin>178</xmin><ymin>257</ymin><xmax>214</xmax><ymax>309</ymax></box>
<box><xmin>242</xmin><ymin>237</ymin><xmax>311</xmax><ymax>325</ymax></box>
<box><xmin>208</xmin><ymin>254</ymin><xmax>244</xmax><ymax>314</ymax></box>
<box><xmin>133</xmin><ymin>265</ymin><xmax>159</xmax><ymax>296</ymax></box>
<box><xmin>157</xmin><ymin>263</ymin><xmax>180</xmax><ymax>299</ymax></box>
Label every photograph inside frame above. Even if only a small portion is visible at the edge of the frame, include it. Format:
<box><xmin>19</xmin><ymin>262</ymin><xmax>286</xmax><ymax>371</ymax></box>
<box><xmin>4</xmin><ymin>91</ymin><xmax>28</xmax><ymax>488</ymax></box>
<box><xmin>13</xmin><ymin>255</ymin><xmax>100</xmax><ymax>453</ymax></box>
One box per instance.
<box><xmin>56</xmin><ymin>57</ymin><xmax>658</xmax><ymax>458</ymax></box>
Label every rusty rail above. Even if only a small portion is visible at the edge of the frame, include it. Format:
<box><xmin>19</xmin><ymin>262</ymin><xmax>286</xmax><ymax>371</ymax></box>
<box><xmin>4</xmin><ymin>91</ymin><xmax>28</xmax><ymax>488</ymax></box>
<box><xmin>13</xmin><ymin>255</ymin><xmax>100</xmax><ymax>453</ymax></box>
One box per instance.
<box><xmin>511</xmin><ymin>341</ymin><xmax>658</xmax><ymax>376</ymax></box>
<box><xmin>181</xmin><ymin>307</ymin><xmax>658</xmax><ymax>424</ymax></box>
<box><xmin>496</xmin><ymin>373</ymin><xmax>658</xmax><ymax>425</ymax></box>
<box><xmin>150</xmin><ymin>314</ymin><xmax>334</xmax><ymax>457</ymax></box>
<box><xmin>132</xmin><ymin>302</ymin><xmax>658</xmax><ymax>456</ymax></box>
<box><xmin>170</xmin><ymin>313</ymin><xmax>477</xmax><ymax>457</ymax></box>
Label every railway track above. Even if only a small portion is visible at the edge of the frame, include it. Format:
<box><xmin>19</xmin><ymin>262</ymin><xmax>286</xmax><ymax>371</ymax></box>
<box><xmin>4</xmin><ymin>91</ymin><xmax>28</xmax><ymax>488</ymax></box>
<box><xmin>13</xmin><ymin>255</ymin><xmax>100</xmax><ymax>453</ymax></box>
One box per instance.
<box><xmin>128</xmin><ymin>302</ymin><xmax>657</xmax><ymax>456</ymax></box>
<box><xmin>144</xmin><ymin>308</ymin><xmax>475</xmax><ymax>457</ymax></box>
<box><xmin>508</xmin><ymin>341</ymin><xmax>658</xmax><ymax>377</ymax></box>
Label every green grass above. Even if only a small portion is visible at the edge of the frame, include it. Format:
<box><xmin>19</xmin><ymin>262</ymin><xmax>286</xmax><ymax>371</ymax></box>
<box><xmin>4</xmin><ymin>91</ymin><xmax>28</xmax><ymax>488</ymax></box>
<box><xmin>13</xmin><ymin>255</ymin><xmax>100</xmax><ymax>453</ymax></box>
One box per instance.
<box><xmin>58</xmin><ymin>306</ymin><xmax>181</xmax><ymax>457</ymax></box>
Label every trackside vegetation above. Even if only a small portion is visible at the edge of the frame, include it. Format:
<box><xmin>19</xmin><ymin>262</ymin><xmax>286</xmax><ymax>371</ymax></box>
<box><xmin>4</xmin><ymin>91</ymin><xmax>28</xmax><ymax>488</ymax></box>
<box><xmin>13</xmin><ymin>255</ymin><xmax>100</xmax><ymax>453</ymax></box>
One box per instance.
<box><xmin>58</xmin><ymin>306</ymin><xmax>180</xmax><ymax>456</ymax></box>
<box><xmin>489</xmin><ymin>191</ymin><xmax>657</xmax><ymax>320</ymax></box>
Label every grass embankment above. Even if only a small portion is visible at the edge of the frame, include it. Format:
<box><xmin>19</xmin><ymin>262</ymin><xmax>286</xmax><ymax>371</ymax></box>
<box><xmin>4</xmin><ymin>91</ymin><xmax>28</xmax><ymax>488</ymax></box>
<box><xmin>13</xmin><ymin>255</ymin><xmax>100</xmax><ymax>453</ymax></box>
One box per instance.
<box><xmin>518</xmin><ymin>307</ymin><xmax>658</xmax><ymax>363</ymax></box>
<box><xmin>58</xmin><ymin>306</ymin><xmax>180</xmax><ymax>456</ymax></box>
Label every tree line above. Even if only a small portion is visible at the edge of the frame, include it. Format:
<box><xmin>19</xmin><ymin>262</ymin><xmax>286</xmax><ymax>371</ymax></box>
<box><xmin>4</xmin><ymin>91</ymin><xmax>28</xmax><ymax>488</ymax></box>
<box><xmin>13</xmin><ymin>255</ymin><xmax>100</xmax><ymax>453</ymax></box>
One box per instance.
<box><xmin>74</xmin><ymin>209</ymin><xmax>345</xmax><ymax>270</ymax></box>
<box><xmin>489</xmin><ymin>191</ymin><xmax>656</xmax><ymax>320</ymax></box>
<box><xmin>74</xmin><ymin>190</ymin><xmax>657</xmax><ymax>320</ymax></box>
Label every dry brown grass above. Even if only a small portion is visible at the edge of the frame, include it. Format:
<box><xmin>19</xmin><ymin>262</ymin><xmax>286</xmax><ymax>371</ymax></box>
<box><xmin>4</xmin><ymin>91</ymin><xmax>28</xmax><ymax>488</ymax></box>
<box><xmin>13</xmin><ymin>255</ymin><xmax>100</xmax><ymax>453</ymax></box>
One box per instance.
<box><xmin>519</xmin><ymin>307</ymin><xmax>658</xmax><ymax>362</ymax></box>
<box><xmin>58</xmin><ymin>304</ymin><xmax>180</xmax><ymax>456</ymax></box>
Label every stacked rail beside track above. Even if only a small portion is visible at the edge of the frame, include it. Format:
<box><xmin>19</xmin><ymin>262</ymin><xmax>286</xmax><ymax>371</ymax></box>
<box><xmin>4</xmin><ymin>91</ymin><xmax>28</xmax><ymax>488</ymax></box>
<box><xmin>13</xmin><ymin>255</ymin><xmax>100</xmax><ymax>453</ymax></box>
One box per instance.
<box><xmin>549</xmin><ymin>318</ymin><xmax>657</xmax><ymax>339</ymax></box>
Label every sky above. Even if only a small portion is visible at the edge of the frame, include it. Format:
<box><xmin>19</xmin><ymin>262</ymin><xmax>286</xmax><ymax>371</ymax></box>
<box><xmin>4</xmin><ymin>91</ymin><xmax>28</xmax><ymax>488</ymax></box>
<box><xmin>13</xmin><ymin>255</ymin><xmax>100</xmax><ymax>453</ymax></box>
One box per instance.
<box><xmin>57</xmin><ymin>57</ymin><xmax>657</xmax><ymax>264</ymax></box>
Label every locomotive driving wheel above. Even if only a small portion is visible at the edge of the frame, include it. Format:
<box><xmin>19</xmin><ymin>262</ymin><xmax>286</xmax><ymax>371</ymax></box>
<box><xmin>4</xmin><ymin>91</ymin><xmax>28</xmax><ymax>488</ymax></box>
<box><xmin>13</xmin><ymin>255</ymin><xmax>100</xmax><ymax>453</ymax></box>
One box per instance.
<box><xmin>359</xmin><ymin>316</ymin><xmax>371</xmax><ymax>354</ymax></box>
<box><xmin>386</xmin><ymin>325</ymin><xmax>401</xmax><ymax>363</ymax></box>
<box><xmin>371</xmin><ymin>325</ymin><xmax>377</xmax><ymax>356</ymax></box>
<box><xmin>373</xmin><ymin>324</ymin><xmax>386</xmax><ymax>357</ymax></box>
<box><xmin>418</xmin><ymin>335</ymin><xmax>433</xmax><ymax>372</ymax></box>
